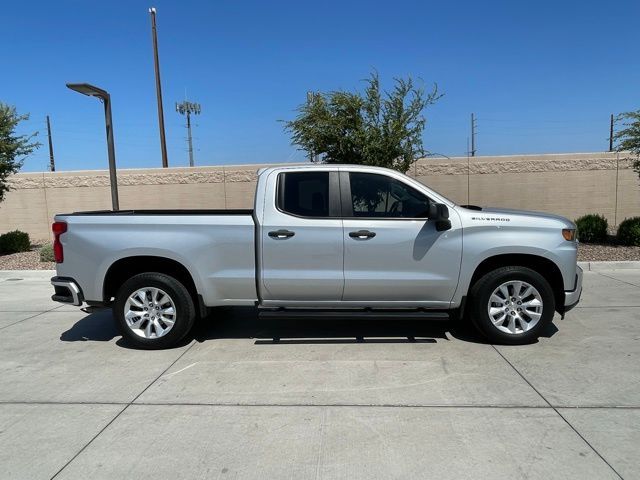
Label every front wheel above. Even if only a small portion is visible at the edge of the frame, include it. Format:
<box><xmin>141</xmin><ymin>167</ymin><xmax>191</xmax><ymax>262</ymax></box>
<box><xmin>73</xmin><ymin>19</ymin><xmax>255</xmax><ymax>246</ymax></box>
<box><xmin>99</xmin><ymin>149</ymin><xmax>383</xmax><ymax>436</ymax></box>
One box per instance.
<box><xmin>114</xmin><ymin>272</ymin><xmax>196</xmax><ymax>349</ymax></box>
<box><xmin>468</xmin><ymin>266</ymin><xmax>555</xmax><ymax>345</ymax></box>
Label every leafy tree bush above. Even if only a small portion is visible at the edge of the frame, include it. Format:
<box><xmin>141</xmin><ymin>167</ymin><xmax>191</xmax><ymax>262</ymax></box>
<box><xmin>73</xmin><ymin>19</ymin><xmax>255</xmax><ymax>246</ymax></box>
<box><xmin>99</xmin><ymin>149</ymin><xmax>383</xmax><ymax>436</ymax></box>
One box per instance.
<box><xmin>575</xmin><ymin>214</ymin><xmax>608</xmax><ymax>243</ymax></box>
<box><xmin>0</xmin><ymin>103</ymin><xmax>41</xmax><ymax>202</ymax></box>
<box><xmin>0</xmin><ymin>230</ymin><xmax>31</xmax><ymax>254</ymax></box>
<box><xmin>39</xmin><ymin>243</ymin><xmax>55</xmax><ymax>262</ymax></box>
<box><xmin>617</xmin><ymin>217</ymin><xmax>640</xmax><ymax>246</ymax></box>
<box><xmin>614</xmin><ymin>110</ymin><xmax>640</xmax><ymax>178</ymax></box>
<box><xmin>283</xmin><ymin>71</ymin><xmax>441</xmax><ymax>174</ymax></box>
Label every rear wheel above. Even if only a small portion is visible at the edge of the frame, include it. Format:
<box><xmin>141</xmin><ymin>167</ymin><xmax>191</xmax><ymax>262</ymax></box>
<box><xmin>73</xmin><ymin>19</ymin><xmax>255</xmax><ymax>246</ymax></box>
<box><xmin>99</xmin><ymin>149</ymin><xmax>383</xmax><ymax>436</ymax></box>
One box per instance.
<box><xmin>114</xmin><ymin>272</ymin><xmax>195</xmax><ymax>349</ymax></box>
<box><xmin>468</xmin><ymin>266</ymin><xmax>555</xmax><ymax>345</ymax></box>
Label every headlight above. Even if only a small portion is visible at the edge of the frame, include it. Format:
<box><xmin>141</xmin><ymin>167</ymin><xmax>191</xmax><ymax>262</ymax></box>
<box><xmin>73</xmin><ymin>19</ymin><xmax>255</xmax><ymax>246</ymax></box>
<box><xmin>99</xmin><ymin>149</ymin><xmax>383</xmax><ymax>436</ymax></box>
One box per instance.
<box><xmin>562</xmin><ymin>229</ymin><xmax>576</xmax><ymax>241</ymax></box>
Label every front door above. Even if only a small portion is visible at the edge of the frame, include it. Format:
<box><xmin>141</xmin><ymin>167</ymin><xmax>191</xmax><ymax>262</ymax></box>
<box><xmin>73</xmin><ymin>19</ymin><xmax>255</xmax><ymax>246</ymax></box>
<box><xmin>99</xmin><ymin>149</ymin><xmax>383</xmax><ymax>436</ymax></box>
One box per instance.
<box><xmin>341</xmin><ymin>171</ymin><xmax>462</xmax><ymax>307</ymax></box>
<box><xmin>260</xmin><ymin>169</ymin><xmax>344</xmax><ymax>302</ymax></box>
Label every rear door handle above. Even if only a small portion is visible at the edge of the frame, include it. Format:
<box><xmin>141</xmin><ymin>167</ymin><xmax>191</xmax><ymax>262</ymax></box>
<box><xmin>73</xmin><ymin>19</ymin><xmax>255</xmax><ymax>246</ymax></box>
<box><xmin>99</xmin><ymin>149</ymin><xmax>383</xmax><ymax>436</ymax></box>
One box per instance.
<box><xmin>268</xmin><ymin>229</ymin><xmax>295</xmax><ymax>239</ymax></box>
<box><xmin>349</xmin><ymin>230</ymin><xmax>376</xmax><ymax>239</ymax></box>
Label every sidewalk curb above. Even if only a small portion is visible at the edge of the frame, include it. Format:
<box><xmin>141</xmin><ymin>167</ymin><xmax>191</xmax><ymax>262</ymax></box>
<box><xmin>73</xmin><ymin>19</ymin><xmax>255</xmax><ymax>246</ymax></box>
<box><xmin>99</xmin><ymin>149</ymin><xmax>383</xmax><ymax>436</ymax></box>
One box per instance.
<box><xmin>578</xmin><ymin>261</ymin><xmax>640</xmax><ymax>271</ymax></box>
<box><xmin>0</xmin><ymin>269</ymin><xmax>55</xmax><ymax>276</ymax></box>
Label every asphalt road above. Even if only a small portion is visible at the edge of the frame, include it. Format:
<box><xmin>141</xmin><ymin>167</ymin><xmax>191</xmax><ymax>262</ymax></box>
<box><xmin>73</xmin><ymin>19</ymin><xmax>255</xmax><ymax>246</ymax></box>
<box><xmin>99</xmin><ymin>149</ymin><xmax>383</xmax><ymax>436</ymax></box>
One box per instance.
<box><xmin>0</xmin><ymin>269</ymin><xmax>638</xmax><ymax>479</ymax></box>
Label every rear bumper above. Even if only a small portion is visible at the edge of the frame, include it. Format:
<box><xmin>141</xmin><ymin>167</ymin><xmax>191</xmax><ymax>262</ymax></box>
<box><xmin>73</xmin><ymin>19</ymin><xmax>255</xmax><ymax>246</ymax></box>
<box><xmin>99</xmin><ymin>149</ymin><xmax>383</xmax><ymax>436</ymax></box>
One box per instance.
<box><xmin>563</xmin><ymin>265</ymin><xmax>583</xmax><ymax>313</ymax></box>
<box><xmin>51</xmin><ymin>276</ymin><xmax>84</xmax><ymax>306</ymax></box>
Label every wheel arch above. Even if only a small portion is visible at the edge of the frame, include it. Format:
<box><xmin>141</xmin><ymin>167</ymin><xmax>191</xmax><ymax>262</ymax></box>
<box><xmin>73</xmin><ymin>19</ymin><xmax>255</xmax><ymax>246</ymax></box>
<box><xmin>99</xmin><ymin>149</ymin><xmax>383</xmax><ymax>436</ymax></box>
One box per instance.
<box><xmin>469</xmin><ymin>253</ymin><xmax>564</xmax><ymax>312</ymax></box>
<box><xmin>103</xmin><ymin>256</ymin><xmax>200</xmax><ymax>309</ymax></box>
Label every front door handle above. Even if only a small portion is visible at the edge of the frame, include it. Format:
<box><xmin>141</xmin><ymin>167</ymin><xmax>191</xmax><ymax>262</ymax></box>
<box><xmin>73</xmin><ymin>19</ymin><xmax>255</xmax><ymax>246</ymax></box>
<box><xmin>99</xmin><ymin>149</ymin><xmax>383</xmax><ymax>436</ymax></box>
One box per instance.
<box><xmin>268</xmin><ymin>229</ymin><xmax>295</xmax><ymax>239</ymax></box>
<box><xmin>349</xmin><ymin>230</ymin><xmax>376</xmax><ymax>239</ymax></box>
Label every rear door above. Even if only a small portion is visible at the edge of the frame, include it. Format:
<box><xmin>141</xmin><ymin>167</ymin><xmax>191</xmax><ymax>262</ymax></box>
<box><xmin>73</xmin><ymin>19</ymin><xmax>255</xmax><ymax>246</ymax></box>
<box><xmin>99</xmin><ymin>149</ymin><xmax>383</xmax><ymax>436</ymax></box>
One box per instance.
<box><xmin>341</xmin><ymin>170</ymin><xmax>462</xmax><ymax>307</ymax></box>
<box><xmin>259</xmin><ymin>169</ymin><xmax>344</xmax><ymax>303</ymax></box>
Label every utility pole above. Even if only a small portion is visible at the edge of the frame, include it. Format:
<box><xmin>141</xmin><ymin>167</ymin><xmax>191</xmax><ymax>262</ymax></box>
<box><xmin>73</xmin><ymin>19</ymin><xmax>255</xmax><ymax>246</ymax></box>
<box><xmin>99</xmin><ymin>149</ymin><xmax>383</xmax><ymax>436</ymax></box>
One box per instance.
<box><xmin>609</xmin><ymin>114</ymin><xmax>614</xmax><ymax>152</ymax></box>
<box><xmin>46</xmin><ymin>115</ymin><xmax>55</xmax><ymax>172</ymax></box>
<box><xmin>466</xmin><ymin>137</ymin><xmax>470</xmax><ymax>204</ymax></box>
<box><xmin>307</xmin><ymin>91</ymin><xmax>319</xmax><ymax>162</ymax></box>
<box><xmin>149</xmin><ymin>7</ymin><xmax>169</xmax><ymax>168</ymax></box>
<box><xmin>176</xmin><ymin>100</ymin><xmax>201</xmax><ymax>167</ymax></box>
<box><xmin>470</xmin><ymin>113</ymin><xmax>477</xmax><ymax>157</ymax></box>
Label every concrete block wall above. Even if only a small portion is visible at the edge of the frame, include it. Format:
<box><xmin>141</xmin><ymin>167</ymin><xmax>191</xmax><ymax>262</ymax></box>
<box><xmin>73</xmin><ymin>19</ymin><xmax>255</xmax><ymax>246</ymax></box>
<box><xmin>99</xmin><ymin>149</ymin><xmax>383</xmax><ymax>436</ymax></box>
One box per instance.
<box><xmin>412</xmin><ymin>152</ymin><xmax>637</xmax><ymax>226</ymax></box>
<box><xmin>0</xmin><ymin>152</ymin><xmax>637</xmax><ymax>241</ymax></box>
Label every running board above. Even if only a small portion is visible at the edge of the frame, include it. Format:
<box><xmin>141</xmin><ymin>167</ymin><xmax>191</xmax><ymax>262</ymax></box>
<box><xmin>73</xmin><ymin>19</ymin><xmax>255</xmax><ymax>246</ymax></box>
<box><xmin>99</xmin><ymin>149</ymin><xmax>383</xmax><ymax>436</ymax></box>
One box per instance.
<box><xmin>258</xmin><ymin>308</ymin><xmax>450</xmax><ymax>321</ymax></box>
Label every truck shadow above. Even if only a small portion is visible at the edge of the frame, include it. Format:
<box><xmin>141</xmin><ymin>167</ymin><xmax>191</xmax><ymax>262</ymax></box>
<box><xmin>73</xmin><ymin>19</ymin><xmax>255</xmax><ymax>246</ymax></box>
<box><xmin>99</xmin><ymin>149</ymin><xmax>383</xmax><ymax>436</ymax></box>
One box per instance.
<box><xmin>59</xmin><ymin>308</ymin><xmax>119</xmax><ymax>342</ymax></box>
<box><xmin>193</xmin><ymin>307</ymin><xmax>454</xmax><ymax>345</ymax></box>
<box><xmin>193</xmin><ymin>307</ymin><xmax>558</xmax><ymax>345</ymax></box>
<box><xmin>60</xmin><ymin>306</ymin><xmax>558</xmax><ymax>348</ymax></box>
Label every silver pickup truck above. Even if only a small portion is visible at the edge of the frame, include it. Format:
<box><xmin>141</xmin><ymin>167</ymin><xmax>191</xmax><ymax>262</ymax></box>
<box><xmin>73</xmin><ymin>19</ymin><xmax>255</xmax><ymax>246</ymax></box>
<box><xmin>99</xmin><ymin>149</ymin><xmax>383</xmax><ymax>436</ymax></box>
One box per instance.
<box><xmin>50</xmin><ymin>164</ymin><xmax>582</xmax><ymax>348</ymax></box>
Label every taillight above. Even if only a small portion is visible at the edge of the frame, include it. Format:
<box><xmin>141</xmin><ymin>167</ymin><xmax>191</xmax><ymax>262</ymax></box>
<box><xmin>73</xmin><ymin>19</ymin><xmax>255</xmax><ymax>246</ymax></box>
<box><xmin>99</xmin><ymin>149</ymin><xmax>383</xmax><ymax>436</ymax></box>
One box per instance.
<box><xmin>52</xmin><ymin>221</ymin><xmax>67</xmax><ymax>263</ymax></box>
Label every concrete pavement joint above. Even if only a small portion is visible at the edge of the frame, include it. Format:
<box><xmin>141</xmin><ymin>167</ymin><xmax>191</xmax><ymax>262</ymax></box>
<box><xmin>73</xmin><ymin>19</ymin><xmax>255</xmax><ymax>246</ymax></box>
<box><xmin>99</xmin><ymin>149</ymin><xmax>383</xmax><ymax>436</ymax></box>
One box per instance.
<box><xmin>49</xmin><ymin>340</ymin><xmax>197</xmax><ymax>480</ymax></box>
<box><xmin>0</xmin><ymin>305</ymin><xmax>64</xmax><ymax>331</ymax></box>
<box><xmin>491</xmin><ymin>345</ymin><xmax>624</xmax><ymax>480</ymax></box>
<box><xmin>596</xmin><ymin>271</ymin><xmax>640</xmax><ymax>289</ymax></box>
<box><xmin>314</xmin><ymin>408</ymin><xmax>327</xmax><ymax>480</ymax></box>
<box><xmin>2</xmin><ymin>400</ymin><xmax>639</xmax><ymax>409</ymax></box>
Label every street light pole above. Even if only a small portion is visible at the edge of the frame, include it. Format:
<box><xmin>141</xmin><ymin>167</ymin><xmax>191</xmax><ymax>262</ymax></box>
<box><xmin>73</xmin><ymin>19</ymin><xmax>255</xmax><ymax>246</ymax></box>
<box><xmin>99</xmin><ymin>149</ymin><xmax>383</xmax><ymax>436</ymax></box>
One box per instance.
<box><xmin>66</xmin><ymin>83</ymin><xmax>120</xmax><ymax>211</ymax></box>
<box><xmin>102</xmin><ymin>93</ymin><xmax>120</xmax><ymax>210</ymax></box>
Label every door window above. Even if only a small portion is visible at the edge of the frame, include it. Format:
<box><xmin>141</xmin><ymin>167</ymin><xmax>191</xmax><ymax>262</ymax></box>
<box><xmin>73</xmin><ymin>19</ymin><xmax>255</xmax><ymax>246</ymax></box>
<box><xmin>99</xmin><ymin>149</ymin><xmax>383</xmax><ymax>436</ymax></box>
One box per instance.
<box><xmin>277</xmin><ymin>172</ymin><xmax>330</xmax><ymax>217</ymax></box>
<box><xmin>348</xmin><ymin>172</ymin><xmax>430</xmax><ymax>218</ymax></box>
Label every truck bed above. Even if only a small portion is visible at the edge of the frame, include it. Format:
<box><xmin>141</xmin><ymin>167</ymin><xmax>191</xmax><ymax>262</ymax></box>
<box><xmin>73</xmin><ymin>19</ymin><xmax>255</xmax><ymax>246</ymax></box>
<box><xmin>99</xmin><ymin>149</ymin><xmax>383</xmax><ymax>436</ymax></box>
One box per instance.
<box><xmin>54</xmin><ymin>210</ymin><xmax>258</xmax><ymax>306</ymax></box>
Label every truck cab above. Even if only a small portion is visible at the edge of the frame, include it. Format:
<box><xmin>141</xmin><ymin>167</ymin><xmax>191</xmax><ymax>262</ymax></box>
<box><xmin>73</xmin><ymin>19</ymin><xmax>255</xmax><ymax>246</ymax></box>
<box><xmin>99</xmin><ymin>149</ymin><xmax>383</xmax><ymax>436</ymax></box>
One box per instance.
<box><xmin>256</xmin><ymin>165</ymin><xmax>461</xmax><ymax>309</ymax></box>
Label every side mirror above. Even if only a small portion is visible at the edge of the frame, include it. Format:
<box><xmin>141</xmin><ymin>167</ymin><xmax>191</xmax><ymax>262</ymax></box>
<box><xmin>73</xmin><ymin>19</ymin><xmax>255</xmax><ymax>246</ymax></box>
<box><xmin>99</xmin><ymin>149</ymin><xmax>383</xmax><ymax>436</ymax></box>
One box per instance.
<box><xmin>428</xmin><ymin>203</ymin><xmax>449</xmax><ymax>220</ymax></box>
<box><xmin>428</xmin><ymin>203</ymin><xmax>451</xmax><ymax>231</ymax></box>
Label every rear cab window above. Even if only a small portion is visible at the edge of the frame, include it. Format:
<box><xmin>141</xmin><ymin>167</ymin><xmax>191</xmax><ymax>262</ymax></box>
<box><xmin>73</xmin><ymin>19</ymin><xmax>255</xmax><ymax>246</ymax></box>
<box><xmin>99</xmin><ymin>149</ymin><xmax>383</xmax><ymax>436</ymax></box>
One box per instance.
<box><xmin>277</xmin><ymin>171</ymin><xmax>330</xmax><ymax>217</ymax></box>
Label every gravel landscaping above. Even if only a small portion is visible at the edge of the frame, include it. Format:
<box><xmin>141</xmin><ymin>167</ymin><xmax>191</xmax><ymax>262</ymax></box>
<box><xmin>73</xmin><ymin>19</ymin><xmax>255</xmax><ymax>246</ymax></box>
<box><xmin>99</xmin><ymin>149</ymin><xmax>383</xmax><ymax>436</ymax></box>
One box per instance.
<box><xmin>578</xmin><ymin>242</ymin><xmax>640</xmax><ymax>261</ymax></box>
<box><xmin>0</xmin><ymin>241</ymin><xmax>639</xmax><ymax>270</ymax></box>
<box><xmin>0</xmin><ymin>245</ymin><xmax>55</xmax><ymax>270</ymax></box>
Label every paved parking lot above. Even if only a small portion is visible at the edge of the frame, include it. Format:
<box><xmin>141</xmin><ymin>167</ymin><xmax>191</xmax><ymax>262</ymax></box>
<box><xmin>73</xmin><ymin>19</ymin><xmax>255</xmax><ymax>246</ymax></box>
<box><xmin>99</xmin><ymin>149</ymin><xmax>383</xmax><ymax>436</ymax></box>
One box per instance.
<box><xmin>0</xmin><ymin>269</ymin><xmax>638</xmax><ymax>479</ymax></box>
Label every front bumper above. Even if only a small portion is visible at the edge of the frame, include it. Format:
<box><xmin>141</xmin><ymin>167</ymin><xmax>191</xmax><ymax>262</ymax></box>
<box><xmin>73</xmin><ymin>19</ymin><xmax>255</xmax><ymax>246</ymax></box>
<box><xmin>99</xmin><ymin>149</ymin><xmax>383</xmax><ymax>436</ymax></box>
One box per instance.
<box><xmin>563</xmin><ymin>265</ymin><xmax>583</xmax><ymax>313</ymax></box>
<box><xmin>51</xmin><ymin>276</ymin><xmax>84</xmax><ymax>306</ymax></box>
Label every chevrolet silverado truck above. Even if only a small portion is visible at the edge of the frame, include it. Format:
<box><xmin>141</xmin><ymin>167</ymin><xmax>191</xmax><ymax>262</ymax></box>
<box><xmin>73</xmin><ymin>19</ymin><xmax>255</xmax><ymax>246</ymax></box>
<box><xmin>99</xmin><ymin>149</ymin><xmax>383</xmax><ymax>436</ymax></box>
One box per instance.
<box><xmin>50</xmin><ymin>165</ymin><xmax>582</xmax><ymax>348</ymax></box>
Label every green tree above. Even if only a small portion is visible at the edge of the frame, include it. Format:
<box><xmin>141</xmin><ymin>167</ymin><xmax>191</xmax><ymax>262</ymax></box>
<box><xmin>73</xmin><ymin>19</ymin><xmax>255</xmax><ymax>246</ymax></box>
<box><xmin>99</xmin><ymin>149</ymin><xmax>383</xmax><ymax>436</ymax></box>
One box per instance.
<box><xmin>0</xmin><ymin>102</ymin><xmax>40</xmax><ymax>202</ymax></box>
<box><xmin>614</xmin><ymin>109</ymin><xmax>640</xmax><ymax>177</ymax></box>
<box><xmin>283</xmin><ymin>72</ymin><xmax>441</xmax><ymax>174</ymax></box>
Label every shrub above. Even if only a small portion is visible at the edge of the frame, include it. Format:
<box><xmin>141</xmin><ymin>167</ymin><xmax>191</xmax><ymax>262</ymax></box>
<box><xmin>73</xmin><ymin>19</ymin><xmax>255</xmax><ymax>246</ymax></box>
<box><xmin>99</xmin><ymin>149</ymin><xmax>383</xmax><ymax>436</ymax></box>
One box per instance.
<box><xmin>39</xmin><ymin>243</ymin><xmax>54</xmax><ymax>262</ymax></box>
<box><xmin>617</xmin><ymin>217</ymin><xmax>640</xmax><ymax>246</ymax></box>
<box><xmin>575</xmin><ymin>214</ymin><xmax>608</xmax><ymax>243</ymax></box>
<box><xmin>0</xmin><ymin>230</ymin><xmax>31</xmax><ymax>254</ymax></box>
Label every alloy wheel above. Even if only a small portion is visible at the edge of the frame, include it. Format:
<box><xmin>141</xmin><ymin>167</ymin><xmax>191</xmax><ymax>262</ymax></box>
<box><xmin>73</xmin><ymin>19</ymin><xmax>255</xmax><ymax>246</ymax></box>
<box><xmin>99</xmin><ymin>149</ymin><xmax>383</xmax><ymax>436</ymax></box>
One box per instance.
<box><xmin>124</xmin><ymin>287</ymin><xmax>177</xmax><ymax>339</ymax></box>
<box><xmin>487</xmin><ymin>280</ymin><xmax>543</xmax><ymax>335</ymax></box>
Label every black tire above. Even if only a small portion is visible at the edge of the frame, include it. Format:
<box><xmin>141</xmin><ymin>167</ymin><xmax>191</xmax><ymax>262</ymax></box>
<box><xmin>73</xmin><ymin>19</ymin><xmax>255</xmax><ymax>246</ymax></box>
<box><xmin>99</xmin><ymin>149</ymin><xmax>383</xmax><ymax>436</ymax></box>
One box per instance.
<box><xmin>114</xmin><ymin>272</ymin><xmax>196</xmax><ymax>349</ymax></box>
<box><xmin>468</xmin><ymin>266</ymin><xmax>555</xmax><ymax>345</ymax></box>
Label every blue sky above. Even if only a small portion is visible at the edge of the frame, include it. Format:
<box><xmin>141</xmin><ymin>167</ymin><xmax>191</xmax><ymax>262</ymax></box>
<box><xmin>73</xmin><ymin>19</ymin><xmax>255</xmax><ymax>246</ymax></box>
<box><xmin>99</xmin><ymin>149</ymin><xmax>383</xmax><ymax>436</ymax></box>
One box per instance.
<box><xmin>3</xmin><ymin>0</ymin><xmax>639</xmax><ymax>172</ymax></box>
